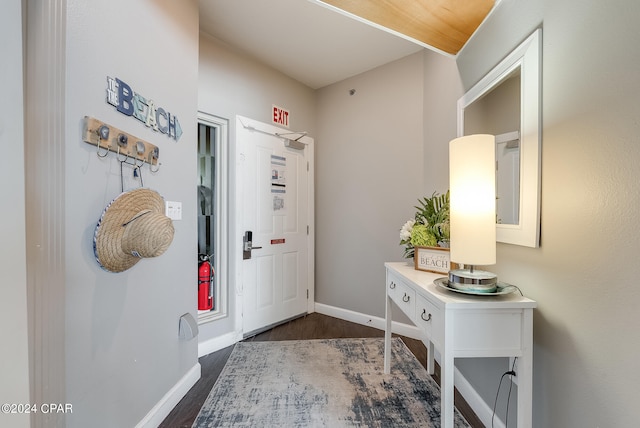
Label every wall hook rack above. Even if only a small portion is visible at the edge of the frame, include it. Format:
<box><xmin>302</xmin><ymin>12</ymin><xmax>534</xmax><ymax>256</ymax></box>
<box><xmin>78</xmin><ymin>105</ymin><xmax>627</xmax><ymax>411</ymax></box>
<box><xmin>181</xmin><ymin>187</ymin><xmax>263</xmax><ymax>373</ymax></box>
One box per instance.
<box><xmin>82</xmin><ymin>116</ymin><xmax>160</xmax><ymax>168</ymax></box>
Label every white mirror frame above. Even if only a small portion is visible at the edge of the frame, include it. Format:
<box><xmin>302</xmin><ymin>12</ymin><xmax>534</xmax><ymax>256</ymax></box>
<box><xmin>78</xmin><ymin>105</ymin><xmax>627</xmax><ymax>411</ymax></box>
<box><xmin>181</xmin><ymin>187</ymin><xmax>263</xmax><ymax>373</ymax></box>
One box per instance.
<box><xmin>457</xmin><ymin>28</ymin><xmax>541</xmax><ymax>247</ymax></box>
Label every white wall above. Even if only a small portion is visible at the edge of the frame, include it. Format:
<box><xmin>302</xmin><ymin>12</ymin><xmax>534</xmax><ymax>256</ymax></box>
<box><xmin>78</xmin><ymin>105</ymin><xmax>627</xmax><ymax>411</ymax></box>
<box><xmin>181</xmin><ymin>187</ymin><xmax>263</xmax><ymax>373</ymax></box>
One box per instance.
<box><xmin>0</xmin><ymin>2</ymin><xmax>30</xmax><ymax>428</ymax></box>
<box><xmin>456</xmin><ymin>0</ymin><xmax>640</xmax><ymax>426</ymax></box>
<box><xmin>315</xmin><ymin>52</ymin><xmax>425</xmax><ymax>317</ymax></box>
<box><xmin>197</xmin><ymin>33</ymin><xmax>316</xmax><ymax>344</ymax></box>
<box><xmin>61</xmin><ymin>1</ymin><xmax>199</xmax><ymax>427</ymax></box>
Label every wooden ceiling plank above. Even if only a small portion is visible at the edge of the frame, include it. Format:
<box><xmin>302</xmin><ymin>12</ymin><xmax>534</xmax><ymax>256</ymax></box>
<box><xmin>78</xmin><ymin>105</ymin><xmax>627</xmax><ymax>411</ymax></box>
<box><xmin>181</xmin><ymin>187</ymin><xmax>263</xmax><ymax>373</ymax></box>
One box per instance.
<box><xmin>319</xmin><ymin>0</ymin><xmax>494</xmax><ymax>54</ymax></box>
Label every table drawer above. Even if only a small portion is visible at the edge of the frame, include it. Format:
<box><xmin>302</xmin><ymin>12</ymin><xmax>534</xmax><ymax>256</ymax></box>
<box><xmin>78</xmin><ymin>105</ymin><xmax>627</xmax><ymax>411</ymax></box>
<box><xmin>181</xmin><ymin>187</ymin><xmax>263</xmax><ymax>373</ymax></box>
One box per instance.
<box><xmin>388</xmin><ymin>273</ymin><xmax>416</xmax><ymax>321</ymax></box>
<box><xmin>453</xmin><ymin>310</ymin><xmax>523</xmax><ymax>353</ymax></box>
<box><xmin>416</xmin><ymin>293</ymin><xmax>442</xmax><ymax>346</ymax></box>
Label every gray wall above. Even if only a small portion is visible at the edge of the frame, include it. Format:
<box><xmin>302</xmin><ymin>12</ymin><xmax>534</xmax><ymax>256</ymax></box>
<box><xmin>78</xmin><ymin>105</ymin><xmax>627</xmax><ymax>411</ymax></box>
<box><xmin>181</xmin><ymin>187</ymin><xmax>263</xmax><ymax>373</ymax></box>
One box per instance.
<box><xmin>422</xmin><ymin>50</ymin><xmax>463</xmax><ymax>193</ymax></box>
<box><xmin>313</xmin><ymin>49</ymin><xmax>463</xmax><ymax>325</ymax></box>
<box><xmin>456</xmin><ymin>0</ymin><xmax>640</xmax><ymax>426</ymax></box>
<box><xmin>62</xmin><ymin>1</ymin><xmax>198</xmax><ymax>427</ymax></box>
<box><xmin>315</xmin><ymin>52</ymin><xmax>426</xmax><ymax>317</ymax></box>
<box><xmin>199</xmin><ymin>33</ymin><xmax>317</xmax><ymax>135</ymax></box>
<box><xmin>0</xmin><ymin>1</ymin><xmax>30</xmax><ymax>427</ymax></box>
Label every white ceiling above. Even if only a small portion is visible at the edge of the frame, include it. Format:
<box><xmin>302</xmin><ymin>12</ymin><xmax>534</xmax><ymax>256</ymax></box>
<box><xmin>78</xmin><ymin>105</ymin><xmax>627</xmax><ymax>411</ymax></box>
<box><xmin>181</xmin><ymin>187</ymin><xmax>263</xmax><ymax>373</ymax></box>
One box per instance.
<box><xmin>198</xmin><ymin>0</ymin><xmax>428</xmax><ymax>89</ymax></box>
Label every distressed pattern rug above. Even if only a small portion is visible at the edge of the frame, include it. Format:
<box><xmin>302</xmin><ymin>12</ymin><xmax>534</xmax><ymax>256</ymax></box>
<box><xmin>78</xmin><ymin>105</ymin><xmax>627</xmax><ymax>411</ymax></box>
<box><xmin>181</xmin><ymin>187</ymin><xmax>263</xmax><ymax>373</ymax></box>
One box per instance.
<box><xmin>192</xmin><ymin>337</ymin><xmax>470</xmax><ymax>427</ymax></box>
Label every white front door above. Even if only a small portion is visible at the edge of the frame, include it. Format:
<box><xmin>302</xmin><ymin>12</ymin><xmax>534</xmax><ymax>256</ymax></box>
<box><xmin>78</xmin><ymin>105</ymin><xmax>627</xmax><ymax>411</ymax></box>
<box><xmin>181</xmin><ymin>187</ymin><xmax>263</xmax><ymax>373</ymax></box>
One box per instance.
<box><xmin>236</xmin><ymin>116</ymin><xmax>313</xmax><ymax>336</ymax></box>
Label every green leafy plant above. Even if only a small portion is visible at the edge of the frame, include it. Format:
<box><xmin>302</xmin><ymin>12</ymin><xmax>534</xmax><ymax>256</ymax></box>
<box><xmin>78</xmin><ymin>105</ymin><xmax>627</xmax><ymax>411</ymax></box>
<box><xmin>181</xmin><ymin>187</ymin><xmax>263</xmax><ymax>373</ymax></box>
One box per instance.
<box><xmin>399</xmin><ymin>190</ymin><xmax>450</xmax><ymax>259</ymax></box>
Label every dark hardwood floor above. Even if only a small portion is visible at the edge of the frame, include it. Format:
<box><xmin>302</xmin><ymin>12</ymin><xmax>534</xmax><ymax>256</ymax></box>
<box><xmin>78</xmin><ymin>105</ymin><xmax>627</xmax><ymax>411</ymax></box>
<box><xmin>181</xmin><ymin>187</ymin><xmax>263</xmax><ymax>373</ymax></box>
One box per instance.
<box><xmin>160</xmin><ymin>312</ymin><xmax>483</xmax><ymax>427</ymax></box>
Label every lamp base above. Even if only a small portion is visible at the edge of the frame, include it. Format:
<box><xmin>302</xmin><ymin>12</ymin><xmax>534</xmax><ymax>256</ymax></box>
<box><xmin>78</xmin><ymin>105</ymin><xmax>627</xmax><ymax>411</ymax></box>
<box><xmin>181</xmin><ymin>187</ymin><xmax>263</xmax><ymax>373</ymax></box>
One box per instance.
<box><xmin>448</xmin><ymin>268</ymin><xmax>498</xmax><ymax>293</ymax></box>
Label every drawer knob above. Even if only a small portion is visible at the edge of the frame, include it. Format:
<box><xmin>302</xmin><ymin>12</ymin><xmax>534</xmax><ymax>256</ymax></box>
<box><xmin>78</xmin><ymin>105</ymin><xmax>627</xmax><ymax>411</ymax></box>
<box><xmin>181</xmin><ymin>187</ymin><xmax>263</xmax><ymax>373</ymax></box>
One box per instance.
<box><xmin>402</xmin><ymin>293</ymin><xmax>410</xmax><ymax>302</ymax></box>
<box><xmin>421</xmin><ymin>309</ymin><xmax>432</xmax><ymax>322</ymax></box>
<box><xmin>390</xmin><ymin>281</ymin><xmax>396</xmax><ymax>289</ymax></box>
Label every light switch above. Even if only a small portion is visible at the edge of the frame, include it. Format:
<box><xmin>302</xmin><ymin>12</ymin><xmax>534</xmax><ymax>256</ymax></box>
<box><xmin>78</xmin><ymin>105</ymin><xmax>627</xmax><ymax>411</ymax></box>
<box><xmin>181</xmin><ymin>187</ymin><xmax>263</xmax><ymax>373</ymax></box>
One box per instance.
<box><xmin>165</xmin><ymin>201</ymin><xmax>182</xmax><ymax>220</ymax></box>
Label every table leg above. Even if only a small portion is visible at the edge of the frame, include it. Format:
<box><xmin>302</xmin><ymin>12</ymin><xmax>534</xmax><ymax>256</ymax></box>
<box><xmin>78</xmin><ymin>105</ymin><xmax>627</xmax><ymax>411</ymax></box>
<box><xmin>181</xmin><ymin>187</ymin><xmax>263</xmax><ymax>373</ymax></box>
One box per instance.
<box><xmin>384</xmin><ymin>294</ymin><xmax>392</xmax><ymax>374</ymax></box>
<box><xmin>440</xmin><ymin>348</ymin><xmax>454</xmax><ymax>428</ymax></box>
<box><xmin>518</xmin><ymin>309</ymin><xmax>534</xmax><ymax>427</ymax></box>
<box><xmin>440</xmin><ymin>310</ymin><xmax>454</xmax><ymax>428</ymax></box>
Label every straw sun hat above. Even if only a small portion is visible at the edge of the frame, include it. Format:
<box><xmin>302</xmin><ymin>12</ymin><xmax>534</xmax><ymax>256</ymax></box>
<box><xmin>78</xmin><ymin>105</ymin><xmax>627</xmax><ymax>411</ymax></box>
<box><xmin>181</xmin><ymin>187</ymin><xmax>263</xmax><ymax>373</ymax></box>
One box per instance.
<box><xmin>93</xmin><ymin>188</ymin><xmax>175</xmax><ymax>273</ymax></box>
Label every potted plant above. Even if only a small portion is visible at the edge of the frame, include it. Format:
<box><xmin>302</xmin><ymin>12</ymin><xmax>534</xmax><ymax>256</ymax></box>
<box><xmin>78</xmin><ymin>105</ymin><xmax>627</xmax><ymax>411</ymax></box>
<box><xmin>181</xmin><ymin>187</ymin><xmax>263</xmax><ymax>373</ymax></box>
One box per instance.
<box><xmin>399</xmin><ymin>190</ymin><xmax>450</xmax><ymax>259</ymax></box>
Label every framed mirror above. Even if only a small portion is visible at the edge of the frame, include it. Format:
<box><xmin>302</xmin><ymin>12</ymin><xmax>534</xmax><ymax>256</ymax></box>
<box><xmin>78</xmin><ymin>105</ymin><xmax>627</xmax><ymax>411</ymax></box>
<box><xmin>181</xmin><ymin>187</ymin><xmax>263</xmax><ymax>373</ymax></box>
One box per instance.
<box><xmin>457</xmin><ymin>28</ymin><xmax>541</xmax><ymax>247</ymax></box>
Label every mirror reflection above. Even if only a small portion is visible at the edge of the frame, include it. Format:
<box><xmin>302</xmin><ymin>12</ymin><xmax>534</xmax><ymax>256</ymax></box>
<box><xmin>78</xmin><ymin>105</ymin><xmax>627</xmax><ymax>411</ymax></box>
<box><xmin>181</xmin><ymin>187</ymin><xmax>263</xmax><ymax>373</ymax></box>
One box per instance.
<box><xmin>463</xmin><ymin>70</ymin><xmax>521</xmax><ymax>225</ymax></box>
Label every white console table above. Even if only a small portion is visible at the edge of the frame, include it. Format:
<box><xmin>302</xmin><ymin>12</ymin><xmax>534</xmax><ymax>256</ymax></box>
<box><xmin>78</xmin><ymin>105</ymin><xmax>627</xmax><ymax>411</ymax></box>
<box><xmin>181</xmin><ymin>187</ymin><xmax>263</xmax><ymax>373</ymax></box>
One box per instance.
<box><xmin>384</xmin><ymin>262</ymin><xmax>536</xmax><ymax>428</ymax></box>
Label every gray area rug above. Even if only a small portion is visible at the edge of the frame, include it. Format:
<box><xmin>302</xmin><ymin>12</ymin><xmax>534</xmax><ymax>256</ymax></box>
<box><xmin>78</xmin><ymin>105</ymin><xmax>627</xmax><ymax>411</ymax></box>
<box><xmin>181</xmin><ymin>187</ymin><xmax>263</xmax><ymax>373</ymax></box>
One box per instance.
<box><xmin>192</xmin><ymin>337</ymin><xmax>470</xmax><ymax>427</ymax></box>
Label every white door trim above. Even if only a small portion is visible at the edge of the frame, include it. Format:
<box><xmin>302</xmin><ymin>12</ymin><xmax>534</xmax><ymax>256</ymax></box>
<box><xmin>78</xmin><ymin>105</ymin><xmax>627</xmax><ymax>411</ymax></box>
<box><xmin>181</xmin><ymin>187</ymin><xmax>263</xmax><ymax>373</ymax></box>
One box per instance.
<box><xmin>196</xmin><ymin>112</ymin><xmax>229</xmax><ymax>324</ymax></box>
<box><xmin>306</xmin><ymin>128</ymin><xmax>315</xmax><ymax>314</ymax></box>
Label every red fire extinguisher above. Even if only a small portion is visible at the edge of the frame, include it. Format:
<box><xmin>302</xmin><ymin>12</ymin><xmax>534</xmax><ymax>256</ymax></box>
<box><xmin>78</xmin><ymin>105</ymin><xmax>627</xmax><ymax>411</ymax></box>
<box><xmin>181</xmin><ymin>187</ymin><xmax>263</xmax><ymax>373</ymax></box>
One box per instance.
<box><xmin>198</xmin><ymin>254</ymin><xmax>214</xmax><ymax>310</ymax></box>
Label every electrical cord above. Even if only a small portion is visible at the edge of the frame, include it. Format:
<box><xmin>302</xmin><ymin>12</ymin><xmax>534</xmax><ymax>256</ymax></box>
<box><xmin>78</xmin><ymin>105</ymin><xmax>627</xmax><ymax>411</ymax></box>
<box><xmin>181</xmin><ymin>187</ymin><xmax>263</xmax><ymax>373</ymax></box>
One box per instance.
<box><xmin>500</xmin><ymin>281</ymin><xmax>524</xmax><ymax>296</ymax></box>
<box><xmin>491</xmin><ymin>357</ymin><xmax>518</xmax><ymax>428</ymax></box>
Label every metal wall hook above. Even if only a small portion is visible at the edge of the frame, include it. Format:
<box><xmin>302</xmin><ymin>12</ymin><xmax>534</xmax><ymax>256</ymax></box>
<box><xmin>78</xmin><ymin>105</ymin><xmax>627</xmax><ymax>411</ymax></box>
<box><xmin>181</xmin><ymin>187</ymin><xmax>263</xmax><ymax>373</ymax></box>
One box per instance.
<box><xmin>134</xmin><ymin>165</ymin><xmax>144</xmax><ymax>187</ymax></box>
<box><xmin>149</xmin><ymin>147</ymin><xmax>160</xmax><ymax>173</ymax></box>
<box><xmin>116</xmin><ymin>146</ymin><xmax>128</xmax><ymax>162</ymax></box>
<box><xmin>119</xmin><ymin>152</ymin><xmax>138</xmax><ymax>167</ymax></box>
<box><xmin>96</xmin><ymin>133</ymin><xmax>109</xmax><ymax>158</ymax></box>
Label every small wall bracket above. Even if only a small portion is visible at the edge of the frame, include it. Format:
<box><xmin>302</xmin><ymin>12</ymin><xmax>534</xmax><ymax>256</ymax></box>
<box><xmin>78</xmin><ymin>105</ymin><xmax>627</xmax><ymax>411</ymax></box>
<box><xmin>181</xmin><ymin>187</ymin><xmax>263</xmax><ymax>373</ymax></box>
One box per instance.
<box><xmin>178</xmin><ymin>313</ymin><xmax>199</xmax><ymax>341</ymax></box>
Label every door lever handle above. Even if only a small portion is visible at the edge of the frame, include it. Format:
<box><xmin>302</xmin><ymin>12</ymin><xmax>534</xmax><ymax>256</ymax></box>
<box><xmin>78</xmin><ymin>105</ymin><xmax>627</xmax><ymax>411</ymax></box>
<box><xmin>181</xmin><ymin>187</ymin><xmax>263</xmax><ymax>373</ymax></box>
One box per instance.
<box><xmin>243</xmin><ymin>231</ymin><xmax>262</xmax><ymax>259</ymax></box>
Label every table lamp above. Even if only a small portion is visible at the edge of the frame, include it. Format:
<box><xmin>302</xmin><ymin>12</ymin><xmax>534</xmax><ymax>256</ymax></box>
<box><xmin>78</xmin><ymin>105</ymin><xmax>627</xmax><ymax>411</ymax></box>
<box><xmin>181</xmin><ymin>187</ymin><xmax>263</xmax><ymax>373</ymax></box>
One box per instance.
<box><xmin>448</xmin><ymin>134</ymin><xmax>498</xmax><ymax>292</ymax></box>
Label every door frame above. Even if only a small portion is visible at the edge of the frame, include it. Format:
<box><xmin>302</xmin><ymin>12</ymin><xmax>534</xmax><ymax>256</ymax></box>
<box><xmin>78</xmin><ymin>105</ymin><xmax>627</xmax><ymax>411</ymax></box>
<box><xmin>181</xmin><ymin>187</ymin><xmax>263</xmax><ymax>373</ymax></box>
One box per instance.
<box><xmin>233</xmin><ymin>115</ymin><xmax>315</xmax><ymax>336</ymax></box>
<box><xmin>197</xmin><ymin>112</ymin><xmax>229</xmax><ymax>324</ymax></box>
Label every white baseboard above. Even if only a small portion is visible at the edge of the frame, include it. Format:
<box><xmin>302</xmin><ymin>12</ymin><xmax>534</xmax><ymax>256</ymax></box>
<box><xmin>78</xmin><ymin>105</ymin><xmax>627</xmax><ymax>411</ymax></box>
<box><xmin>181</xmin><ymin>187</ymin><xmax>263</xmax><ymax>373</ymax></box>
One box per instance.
<box><xmin>314</xmin><ymin>302</ymin><xmax>422</xmax><ymax>340</ymax></box>
<box><xmin>136</xmin><ymin>362</ymin><xmax>201</xmax><ymax>428</ymax></box>
<box><xmin>198</xmin><ymin>330</ymin><xmax>243</xmax><ymax>358</ymax></box>
<box><xmin>314</xmin><ymin>302</ymin><xmax>499</xmax><ymax>427</ymax></box>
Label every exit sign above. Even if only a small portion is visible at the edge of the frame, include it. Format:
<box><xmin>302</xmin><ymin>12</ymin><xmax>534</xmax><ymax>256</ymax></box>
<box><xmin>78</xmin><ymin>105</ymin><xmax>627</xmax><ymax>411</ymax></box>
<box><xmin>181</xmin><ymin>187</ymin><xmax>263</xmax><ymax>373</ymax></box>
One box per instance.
<box><xmin>272</xmin><ymin>105</ymin><xmax>290</xmax><ymax>128</ymax></box>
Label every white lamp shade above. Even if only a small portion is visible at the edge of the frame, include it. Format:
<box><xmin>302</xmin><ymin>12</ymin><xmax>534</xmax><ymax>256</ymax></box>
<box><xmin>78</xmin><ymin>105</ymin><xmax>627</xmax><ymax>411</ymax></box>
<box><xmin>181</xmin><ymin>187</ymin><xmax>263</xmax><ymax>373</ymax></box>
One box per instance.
<box><xmin>449</xmin><ymin>134</ymin><xmax>496</xmax><ymax>266</ymax></box>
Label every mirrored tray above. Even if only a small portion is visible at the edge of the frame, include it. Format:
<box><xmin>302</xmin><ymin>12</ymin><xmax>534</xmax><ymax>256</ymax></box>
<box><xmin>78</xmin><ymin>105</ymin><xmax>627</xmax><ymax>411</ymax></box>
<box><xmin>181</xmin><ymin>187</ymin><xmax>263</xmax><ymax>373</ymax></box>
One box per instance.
<box><xmin>434</xmin><ymin>277</ymin><xmax>518</xmax><ymax>296</ymax></box>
